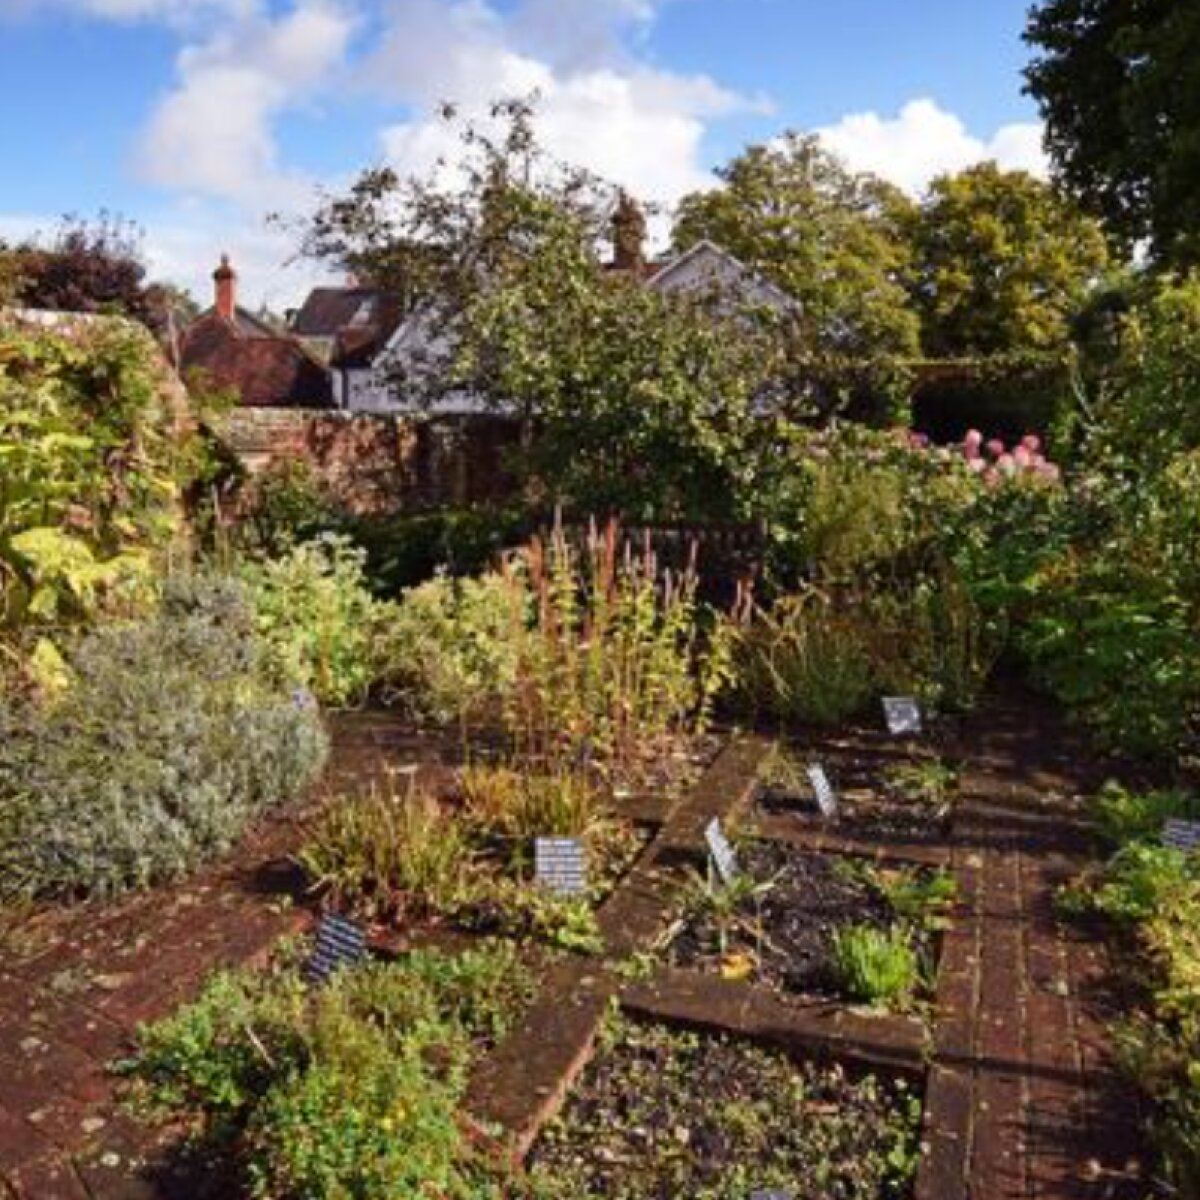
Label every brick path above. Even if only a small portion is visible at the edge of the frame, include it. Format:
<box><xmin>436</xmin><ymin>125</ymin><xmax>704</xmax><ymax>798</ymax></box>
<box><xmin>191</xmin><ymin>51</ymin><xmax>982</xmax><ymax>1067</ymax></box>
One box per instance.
<box><xmin>917</xmin><ymin>688</ymin><xmax>1146</xmax><ymax>1200</ymax></box>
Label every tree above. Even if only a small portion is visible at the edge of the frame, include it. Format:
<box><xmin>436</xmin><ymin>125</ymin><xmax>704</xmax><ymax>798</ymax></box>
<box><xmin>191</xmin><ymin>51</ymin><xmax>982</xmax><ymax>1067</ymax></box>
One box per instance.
<box><xmin>1025</xmin><ymin>0</ymin><xmax>1200</xmax><ymax>267</ymax></box>
<box><xmin>909</xmin><ymin>162</ymin><xmax>1111</xmax><ymax>357</ymax></box>
<box><xmin>2</xmin><ymin>215</ymin><xmax>185</xmax><ymax>334</ymax></box>
<box><xmin>301</xmin><ymin>101</ymin><xmax>781</xmax><ymax>519</ymax></box>
<box><xmin>672</xmin><ymin>133</ymin><xmax>921</xmax><ymax>364</ymax></box>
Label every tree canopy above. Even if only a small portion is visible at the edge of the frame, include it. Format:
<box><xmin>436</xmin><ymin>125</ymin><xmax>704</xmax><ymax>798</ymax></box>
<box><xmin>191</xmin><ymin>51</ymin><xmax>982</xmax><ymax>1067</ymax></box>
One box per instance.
<box><xmin>909</xmin><ymin>162</ymin><xmax>1111</xmax><ymax>357</ymax></box>
<box><xmin>672</xmin><ymin>133</ymin><xmax>921</xmax><ymax>364</ymax></box>
<box><xmin>1025</xmin><ymin>0</ymin><xmax>1200</xmax><ymax>267</ymax></box>
<box><xmin>301</xmin><ymin>102</ymin><xmax>781</xmax><ymax>519</ymax></box>
<box><xmin>0</xmin><ymin>216</ymin><xmax>193</xmax><ymax>334</ymax></box>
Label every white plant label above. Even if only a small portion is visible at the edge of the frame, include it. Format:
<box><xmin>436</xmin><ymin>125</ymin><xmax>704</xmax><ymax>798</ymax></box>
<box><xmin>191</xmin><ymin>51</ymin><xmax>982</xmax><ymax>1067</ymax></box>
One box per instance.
<box><xmin>808</xmin><ymin>764</ymin><xmax>838</xmax><ymax>817</ymax></box>
<box><xmin>704</xmin><ymin>817</ymin><xmax>738</xmax><ymax>886</ymax></box>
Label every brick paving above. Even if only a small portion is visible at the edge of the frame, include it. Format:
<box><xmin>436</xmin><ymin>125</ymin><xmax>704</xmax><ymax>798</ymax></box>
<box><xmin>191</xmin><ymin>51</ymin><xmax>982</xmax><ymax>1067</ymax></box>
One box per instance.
<box><xmin>915</xmin><ymin>689</ymin><xmax>1147</xmax><ymax>1200</ymax></box>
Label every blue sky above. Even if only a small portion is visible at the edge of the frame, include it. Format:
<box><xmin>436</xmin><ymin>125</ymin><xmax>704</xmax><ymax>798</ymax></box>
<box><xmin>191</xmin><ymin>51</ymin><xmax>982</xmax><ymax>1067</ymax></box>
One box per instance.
<box><xmin>0</xmin><ymin>0</ymin><xmax>1046</xmax><ymax>307</ymax></box>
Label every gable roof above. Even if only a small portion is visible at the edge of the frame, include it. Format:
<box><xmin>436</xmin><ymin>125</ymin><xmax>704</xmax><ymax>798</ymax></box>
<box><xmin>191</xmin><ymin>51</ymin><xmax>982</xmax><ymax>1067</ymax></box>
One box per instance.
<box><xmin>180</xmin><ymin>312</ymin><xmax>332</xmax><ymax>408</ymax></box>
<box><xmin>648</xmin><ymin>239</ymin><xmax>797</xmax><ymax>311</ymax></box>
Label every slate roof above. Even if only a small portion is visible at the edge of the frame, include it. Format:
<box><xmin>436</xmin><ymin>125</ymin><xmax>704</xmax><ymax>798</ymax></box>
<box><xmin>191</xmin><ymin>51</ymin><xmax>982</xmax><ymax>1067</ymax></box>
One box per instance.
<box><xmin>291</xmin><ymin>287</ymin><xmax>406</xmax><ymax>364</ymax></box>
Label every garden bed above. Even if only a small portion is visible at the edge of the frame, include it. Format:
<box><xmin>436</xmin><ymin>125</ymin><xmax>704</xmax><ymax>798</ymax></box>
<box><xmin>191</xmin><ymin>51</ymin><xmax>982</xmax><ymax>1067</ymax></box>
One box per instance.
<box><xmin>756</xmin><ymin>744</ymin><xmax>961</xmax><ymax>847</ymax></box>
<box><xmin>524</xmin><ymin>1013</ymin><xmax>923</xmax><ymax>1199</ymax></box>
<box><xmin>666</xmin><ymin>841</ymin><xmax>948</xmax><ymax>1008</ymax></box>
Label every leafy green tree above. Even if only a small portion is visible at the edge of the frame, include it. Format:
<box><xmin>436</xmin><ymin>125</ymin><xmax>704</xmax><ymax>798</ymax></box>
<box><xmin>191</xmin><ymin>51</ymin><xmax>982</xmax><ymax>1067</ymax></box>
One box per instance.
<box><xmin>1025</xmin><ymin>0</ymin><xmax>1200</xmax><ymax>267</ymax></box>
<box><xmin>301</xmin><ymin>102</ymin><xmax>782</xmax><ymax>519</ymax></box>
<box><xmin>910</xmin><ymin>163</ymin><xmax>1111</xmax><ymax>357</ymax></box>
<box><xmin>672</xmin><ymin>133</ymin><xmax>921</xmax><ymax>364</ymax></box>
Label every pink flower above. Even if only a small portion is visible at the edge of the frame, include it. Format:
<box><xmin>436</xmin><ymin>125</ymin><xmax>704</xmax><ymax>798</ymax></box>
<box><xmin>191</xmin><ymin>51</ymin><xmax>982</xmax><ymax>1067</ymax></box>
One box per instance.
<box><xmin>964</xmin><ymin>429</ymin><xmax>984</xmax><ymax>450</ymax></box>
<box><xmin>997</xmin><ymin>453</ymin><xmax>1017</xmax><ymax>476</ymax></box>
<box><xmin>1021</xmin><ymin>434</ymin><xmax>1042</xmax><ymax>453</ymax></box>
<box><xmin>967</xmin><ymin>456</ymin><xmax>987</xmax><ymax>474</ymax></box>
<box><xmin>985</xmin><ymin>438</ymin><xmax>1006</xmax><ymax>460</ymax></box>
<box><xmin>1013</xmin><ymin>445</ymin><xmax>1032</xmax><ymax>469</ymax></box>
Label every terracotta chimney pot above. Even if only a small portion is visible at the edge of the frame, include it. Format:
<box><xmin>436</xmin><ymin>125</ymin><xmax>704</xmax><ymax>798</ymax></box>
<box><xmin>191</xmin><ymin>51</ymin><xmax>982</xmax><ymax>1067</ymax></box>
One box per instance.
<box><xmin>213</xmin><ymin>254</ymin><xmax>237</xmax><ymax>320</ymax></box>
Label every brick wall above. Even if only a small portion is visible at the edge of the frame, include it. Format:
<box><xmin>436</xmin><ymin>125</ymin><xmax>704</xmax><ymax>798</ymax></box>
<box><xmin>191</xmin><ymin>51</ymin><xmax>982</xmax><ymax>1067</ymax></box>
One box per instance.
<box><xmin>225</xmin><ymin>408</ymin><xmax>521</xmax><ymax>514</ymax></box>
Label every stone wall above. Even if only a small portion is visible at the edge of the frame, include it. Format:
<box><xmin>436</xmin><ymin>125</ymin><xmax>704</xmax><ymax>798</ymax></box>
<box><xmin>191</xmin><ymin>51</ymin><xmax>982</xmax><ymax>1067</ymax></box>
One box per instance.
<box><xmin>225</xmin><ymin>408</ymin><xmax>521</xmax><ymax>514</ymax></box>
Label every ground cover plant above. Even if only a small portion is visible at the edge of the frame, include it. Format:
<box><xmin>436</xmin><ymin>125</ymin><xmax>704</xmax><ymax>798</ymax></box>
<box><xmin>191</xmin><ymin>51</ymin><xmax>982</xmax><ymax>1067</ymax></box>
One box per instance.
<box><xmin>667</xmin><ymin>841</ymin><xmax>952</xmax><ymax>1010</ymax></box>
<box><xmin>0</xmin><ymin>574</ymin><xmax>327</xmax><ymax>901</ymax></box>
<box><xmin>1061</xmin><ymin>783</ymin><xmax>1200</xmax><ymax>1193</ymax></box>
<box><xmin>524</xmin><ymin>1013</ymin><xmax>923</xmax><ymax>1198</ymax></box>
<box><xmin>121</xmin><ymin>940</ymin><xmax>535</xmax><ymax>1199</ymax></box>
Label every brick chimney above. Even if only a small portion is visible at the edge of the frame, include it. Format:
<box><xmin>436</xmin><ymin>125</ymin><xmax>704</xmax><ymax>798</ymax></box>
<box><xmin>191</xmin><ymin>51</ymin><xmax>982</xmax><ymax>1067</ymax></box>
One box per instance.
<box><xmin>213</xmin><ymin>254</ymin><xmax>237</xmax><ymax>320</ymax></box>
<box><xmin>612</xmin><ymin>191</ymin><xmax>647</xmax><ymax>273</ymax></box>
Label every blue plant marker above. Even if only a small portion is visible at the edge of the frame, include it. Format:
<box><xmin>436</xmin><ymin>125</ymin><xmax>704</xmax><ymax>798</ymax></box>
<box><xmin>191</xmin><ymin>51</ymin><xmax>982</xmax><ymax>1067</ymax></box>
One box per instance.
<box><xmin>305</xmin><ymin>913</ymin><xmax>367</xmax><ymax>986</ymax></box>
<box><xmin>1163</xmin><ymin>818</ymin><xmax>1200</xmax><ymax>852</ymax></box>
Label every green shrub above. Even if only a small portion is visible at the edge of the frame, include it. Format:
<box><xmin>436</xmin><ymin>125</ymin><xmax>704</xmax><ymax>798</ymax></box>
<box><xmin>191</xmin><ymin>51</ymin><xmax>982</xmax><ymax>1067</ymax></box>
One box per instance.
<box><xmin>829</xmin><ymin>925</ymin><xmax>920</xmax><ymax>1009</ymax></box>
<box><xmin>243</xmin><ymin>535</ymin><xmax>397</xmax><ymax>707</ymax></box>
<box><xmin>0</xmin><ymin>576</ymin><xmax>328</xmax><ymax>900</ymax></box>
<box><xmin>1092</xmin><ymin>782</ymin><xmax>1200</xmax><ymax>851</ymax></box>
<box><xmin>730</xmin><ymin>591</ymin><xmax>876</xmax><ymax>725</ymax></box>
<box><xmin>382</xmin><ymin>571</ymin><xmax>525</xmax><ymax>726</ymax></box>
<box><xmin>124</xmin><ymin>945</ymin><xmax>530</xmax><ymax>1199</ymax></box>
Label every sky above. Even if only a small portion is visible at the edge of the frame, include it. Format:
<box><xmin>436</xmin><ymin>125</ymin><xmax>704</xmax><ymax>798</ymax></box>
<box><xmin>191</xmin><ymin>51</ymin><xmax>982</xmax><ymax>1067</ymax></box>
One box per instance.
<box><xmin>0</xmin><ymin>0</ymin><xmax>1048</xmax><ymax>309</ymax></box>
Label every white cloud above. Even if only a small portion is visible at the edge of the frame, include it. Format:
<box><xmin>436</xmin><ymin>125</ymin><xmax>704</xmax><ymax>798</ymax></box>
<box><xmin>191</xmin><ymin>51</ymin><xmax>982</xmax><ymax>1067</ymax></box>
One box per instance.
<box><xmin>817</xmin><ymin>98</ymin><xmax>1049</xmax><ymax>195</ymax></box>
<box><xmin>370</xmin><ymin>0</ymin><xmax>758</xmax><ymax>209</ymax></box>
<box><xmin>136</xmin><ymin>2</ymin><xmax>355</xmax><ymax>211</ymax></box>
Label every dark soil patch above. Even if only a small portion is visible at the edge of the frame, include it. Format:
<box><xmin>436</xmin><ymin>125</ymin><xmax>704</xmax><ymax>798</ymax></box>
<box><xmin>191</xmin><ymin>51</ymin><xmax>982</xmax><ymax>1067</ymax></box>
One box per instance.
<box><xmin>757</xmin><ymin>742</ymin><xmax>960</xmax><ymax>845</ymax></box>
<box><xmin>524</xmin><ymin>1016</ymin><xmax>922</xmax><ymax>1199</ymax></box>
<box><xmin>668</xmin><ymin>843</ymin><xmax>929</xmax><ymax>1000</ymax></box>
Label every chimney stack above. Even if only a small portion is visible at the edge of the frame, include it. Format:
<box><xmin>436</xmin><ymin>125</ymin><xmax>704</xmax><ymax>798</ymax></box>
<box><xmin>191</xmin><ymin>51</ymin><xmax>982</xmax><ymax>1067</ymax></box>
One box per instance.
<box><xmin>612</xmin><ymin>191</ymin><xmax>647</xmax><ymax>273</ymax></box>
<box><xmin>213</xmin><ymin>254</ymin><xmax>237</xmax><ymax>320</ymax></box>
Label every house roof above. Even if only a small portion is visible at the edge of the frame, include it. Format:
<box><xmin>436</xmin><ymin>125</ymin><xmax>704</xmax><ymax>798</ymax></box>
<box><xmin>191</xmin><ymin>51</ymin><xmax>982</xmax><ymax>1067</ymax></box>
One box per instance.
<box><xmin>291</xmin><ymin>286</ymin><xmax>406</xmax><ymax>363</ymax></box>
<box><xmin>647</xmin><ymin>239</ymin><xmax>797</xmax><ymax>311</ymax></box>
<box><xmin>180</xmin><ymin>312</ymin><xmax>333</xmax><ymax>408</ymax></box>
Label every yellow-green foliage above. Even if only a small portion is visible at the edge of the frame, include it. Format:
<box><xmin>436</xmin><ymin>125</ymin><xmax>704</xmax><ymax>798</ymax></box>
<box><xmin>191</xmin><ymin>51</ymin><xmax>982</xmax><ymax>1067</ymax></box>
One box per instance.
<box><xmin>0</xmin><ymin>315</ymin><xmax>187</xmax><ymax>631</ymax></box>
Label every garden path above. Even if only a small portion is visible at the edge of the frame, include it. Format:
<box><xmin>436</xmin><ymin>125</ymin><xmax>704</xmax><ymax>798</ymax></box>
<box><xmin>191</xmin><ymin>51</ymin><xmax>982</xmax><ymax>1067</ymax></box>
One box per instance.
<box><xmin>921</xmin><ymin>685</ymin><xmax>1147</xmax><ymax>1199</ymax></box>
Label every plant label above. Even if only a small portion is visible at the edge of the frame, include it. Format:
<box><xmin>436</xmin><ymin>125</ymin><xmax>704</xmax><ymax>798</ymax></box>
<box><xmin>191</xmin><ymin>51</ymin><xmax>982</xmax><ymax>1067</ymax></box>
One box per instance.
<box><xmin>704</xmin><ymin>817</ymin><xmax>738</xmax><ymax>885</ymax></box>
<box><xmin>808</xmin><ymin>763</ymin><xmax>838</xmax><ymax>817</ymax></box>
<box><xmin>535</xmin><ymin>837</ymin><xmax>588</xmax><ymax>895</ymax></box>
<box><xmin>1163</xmin><ymin>819</ymin><xmax>1200</xmax><ymax>852</ymax></box>
<box><xmin>883</xmin><ymin>696</ymin><xmax>922</xmax><ymax>735</ymax></box>
<box><xmin>305</xmin><ymin>913</ymin><xmax>367</xmax><ymax>986</ymax></box>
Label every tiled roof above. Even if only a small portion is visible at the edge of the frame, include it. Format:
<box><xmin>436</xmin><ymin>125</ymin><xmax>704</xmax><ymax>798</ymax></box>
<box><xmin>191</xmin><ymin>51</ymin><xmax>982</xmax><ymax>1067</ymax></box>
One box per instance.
<box><xmin>180</xmin><ymin>313</ymin><xmax>333</xmax><ymax>408</ymax></box>
<box><xmin>291</xmin><ymin>286</ymin><xmax>406</xmax><ymax>363</ymax></box>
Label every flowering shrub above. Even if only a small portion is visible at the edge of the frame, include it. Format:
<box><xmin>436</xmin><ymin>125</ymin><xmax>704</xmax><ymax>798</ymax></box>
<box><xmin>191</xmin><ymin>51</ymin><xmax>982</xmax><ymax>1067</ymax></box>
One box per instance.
<box><xmin>957</xmin><ymin>428</ymin><xmax>1061</xmax><ymax>485</ymax></box>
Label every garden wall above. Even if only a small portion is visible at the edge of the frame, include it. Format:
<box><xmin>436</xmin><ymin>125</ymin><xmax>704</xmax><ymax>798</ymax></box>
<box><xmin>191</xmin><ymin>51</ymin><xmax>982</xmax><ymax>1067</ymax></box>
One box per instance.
<box><xmin>226</xmin><ymin>407</ymin><xmax>522</xmax><ymax>514</ymax></box>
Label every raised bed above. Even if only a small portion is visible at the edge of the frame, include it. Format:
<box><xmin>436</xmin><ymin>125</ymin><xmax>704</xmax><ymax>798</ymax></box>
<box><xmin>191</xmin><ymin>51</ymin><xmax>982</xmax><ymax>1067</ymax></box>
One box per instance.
<box><xmin>524</xmin><ymin>1013</ymin><xmax>924</xmax><ymax>1199</ymax></box>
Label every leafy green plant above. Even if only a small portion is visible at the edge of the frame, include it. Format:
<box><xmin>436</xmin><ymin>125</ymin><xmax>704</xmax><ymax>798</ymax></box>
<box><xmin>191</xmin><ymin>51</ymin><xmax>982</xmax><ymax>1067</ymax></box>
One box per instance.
<box><xmin>829</xmin><ymin>924</ymin><xmax>920</xmax><ymax>1009</ymax></box>
<box><xmin>244</xmin><ymin>534</ymin><xmax>397</xmax><ymax>707</ymax></box>
<box><xmin>1092</xmin><ymin>781</ymin><xmax>1200</xmax><ymax>851</ymax></box>
<box><xmin>382</xmin><ymin>570</ymin><xmax>525</xmax><ymax>727</ymax></box>
<box><xmin>0</xmin><ymin>315</ymin><xmax>188</xmax><ymax>632</ymax></box>
<box><xmin>0</xmin><ymin>575</ymin><xmax>328</xmax><ymax>901</ymax></box>
<box><xmin>882</xmin><ymin>759</ymin><xmax>960</xmax><ymax>814</ymax></box>
<box><xmin>123</xmin><ymin>944</ymin><xmax>531</xmax><ymax>1199</ymax></box>
<box><xmin>876</xmin><ymin>867</ymin><xmax>958</xmax><ymax>931</ymax></box>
